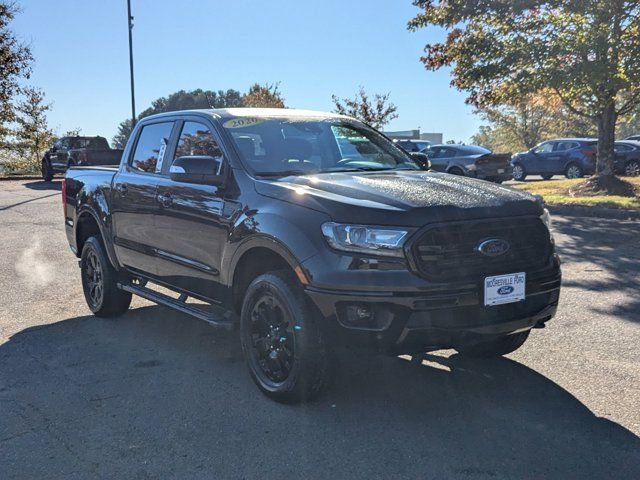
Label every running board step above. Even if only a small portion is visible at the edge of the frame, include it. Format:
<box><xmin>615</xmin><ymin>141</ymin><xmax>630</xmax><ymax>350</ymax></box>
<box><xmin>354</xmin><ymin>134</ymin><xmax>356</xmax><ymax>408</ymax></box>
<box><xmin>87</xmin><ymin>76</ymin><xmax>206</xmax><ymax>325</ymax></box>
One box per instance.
<box><xmin>118</xmin><ymin>282</ymin><xmax>234</xmax><ymax>330</ymax></box>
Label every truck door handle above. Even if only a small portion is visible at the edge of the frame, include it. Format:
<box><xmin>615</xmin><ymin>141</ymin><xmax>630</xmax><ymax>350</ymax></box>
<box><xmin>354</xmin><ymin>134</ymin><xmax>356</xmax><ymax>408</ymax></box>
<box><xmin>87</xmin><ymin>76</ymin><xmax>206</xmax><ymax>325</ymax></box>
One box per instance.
<box><xmin>116</xmin><ymin>183</ymin><xmax>128</xmax><ymax>195</ymax></box>
<box><xmin>157</xmin><ymin>193</ymin><xmax>173</xmax><ymax>207</ymax></box>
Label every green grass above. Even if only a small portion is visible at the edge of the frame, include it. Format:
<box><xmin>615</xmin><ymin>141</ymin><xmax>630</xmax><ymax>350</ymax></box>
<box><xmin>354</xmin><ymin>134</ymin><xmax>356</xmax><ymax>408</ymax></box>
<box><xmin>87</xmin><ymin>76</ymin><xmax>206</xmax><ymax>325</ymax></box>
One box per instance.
<box><xmin>512</xmin><ymin>177</ymin><xmax>640</xmax><ymax>210</ymax></box>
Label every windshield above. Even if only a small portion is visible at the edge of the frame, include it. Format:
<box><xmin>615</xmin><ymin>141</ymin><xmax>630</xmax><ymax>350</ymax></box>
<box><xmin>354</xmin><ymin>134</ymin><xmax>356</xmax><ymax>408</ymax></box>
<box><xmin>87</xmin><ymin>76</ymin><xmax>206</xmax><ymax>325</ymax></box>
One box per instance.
<box><xmin>222</xmin><ymin>116</ymin><xmax>420</xmax><ymax>176</ymax></box>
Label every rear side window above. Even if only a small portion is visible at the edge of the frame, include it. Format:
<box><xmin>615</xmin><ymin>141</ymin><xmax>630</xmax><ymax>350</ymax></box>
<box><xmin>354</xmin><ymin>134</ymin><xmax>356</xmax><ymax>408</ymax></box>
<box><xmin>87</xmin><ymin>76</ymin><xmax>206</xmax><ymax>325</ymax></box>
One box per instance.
<box><xmin>174</xmin><ymin>121</ymin><xmax>223</xmax><ymax>161</ymax></box>
<box><xmin>130</xmin><ymin>122</ymin><xmax>174</xmax><ymax>173</ymax></box>
<box><xmin>555</xmin><ymin>141</ymin><xmax>579</xmax><ymax>152</ymax></box>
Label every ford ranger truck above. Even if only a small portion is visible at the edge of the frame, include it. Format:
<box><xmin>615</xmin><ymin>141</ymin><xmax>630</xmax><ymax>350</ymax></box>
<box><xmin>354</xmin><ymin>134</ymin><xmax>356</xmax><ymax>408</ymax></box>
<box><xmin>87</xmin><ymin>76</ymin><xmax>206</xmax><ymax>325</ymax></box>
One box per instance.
<box><xmin>63</xmin><ymin>108</ymin><xmax>561</xmax><ymax>402</ymax></box>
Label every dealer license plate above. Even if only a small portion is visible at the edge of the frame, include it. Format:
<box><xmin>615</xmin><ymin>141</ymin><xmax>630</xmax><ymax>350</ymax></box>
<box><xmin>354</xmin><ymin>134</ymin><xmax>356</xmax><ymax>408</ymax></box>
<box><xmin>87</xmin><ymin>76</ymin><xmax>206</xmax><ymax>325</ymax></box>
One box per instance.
<box><xmin>484</xmin><ymin>272</ymin><xmax>526</xmax><ymax>306</ymax></box>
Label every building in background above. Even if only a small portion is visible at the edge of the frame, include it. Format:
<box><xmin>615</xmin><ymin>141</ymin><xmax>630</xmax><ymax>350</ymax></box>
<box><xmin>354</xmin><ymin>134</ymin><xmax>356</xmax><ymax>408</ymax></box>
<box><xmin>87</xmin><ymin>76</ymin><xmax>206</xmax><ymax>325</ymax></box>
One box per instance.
<box><xmin>383</xmin><ymin>129</ymin><xmax>443</xmax><ymax>144</ymax></box>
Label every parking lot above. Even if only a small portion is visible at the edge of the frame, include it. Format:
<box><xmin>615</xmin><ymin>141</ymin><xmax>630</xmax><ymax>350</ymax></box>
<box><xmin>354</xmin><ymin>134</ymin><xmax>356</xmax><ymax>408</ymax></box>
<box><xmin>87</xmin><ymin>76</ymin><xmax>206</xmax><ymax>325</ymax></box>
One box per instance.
<box><xmin>1</xmin><ymin>178</ymin><xmax>639</xmax><ymax>479</ymax></box>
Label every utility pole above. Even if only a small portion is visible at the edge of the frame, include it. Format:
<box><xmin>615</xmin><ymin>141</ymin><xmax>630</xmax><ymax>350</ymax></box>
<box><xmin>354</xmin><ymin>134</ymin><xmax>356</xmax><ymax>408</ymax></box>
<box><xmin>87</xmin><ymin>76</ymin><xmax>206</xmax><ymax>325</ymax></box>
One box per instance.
<box><xmin>127</xmin><ymin>0</ymin><xmax>136</xmax><ymax>127</ymax></box>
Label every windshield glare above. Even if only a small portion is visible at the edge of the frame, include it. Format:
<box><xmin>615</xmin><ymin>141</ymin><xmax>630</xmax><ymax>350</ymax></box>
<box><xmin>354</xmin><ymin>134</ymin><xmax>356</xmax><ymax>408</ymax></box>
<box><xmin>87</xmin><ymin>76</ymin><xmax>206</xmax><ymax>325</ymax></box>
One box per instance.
<box><xmin>223</xmin><ymin>117</ymin><xmax>420</xmax><ymax>176</ymax></box>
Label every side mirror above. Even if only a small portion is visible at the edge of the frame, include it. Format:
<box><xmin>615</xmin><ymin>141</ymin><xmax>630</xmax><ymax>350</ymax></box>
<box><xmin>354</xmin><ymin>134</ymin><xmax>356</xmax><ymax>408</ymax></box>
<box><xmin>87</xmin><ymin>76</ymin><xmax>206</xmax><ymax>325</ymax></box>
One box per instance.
<box><xmin>169</xmin><ymin>155</ymin><xmax>224</xmax><ymax>185</ymax></box>
<box><xmin>410</xmin><ymin>152</ymin><xmax>431</xmax><ymax>170</ymax></box>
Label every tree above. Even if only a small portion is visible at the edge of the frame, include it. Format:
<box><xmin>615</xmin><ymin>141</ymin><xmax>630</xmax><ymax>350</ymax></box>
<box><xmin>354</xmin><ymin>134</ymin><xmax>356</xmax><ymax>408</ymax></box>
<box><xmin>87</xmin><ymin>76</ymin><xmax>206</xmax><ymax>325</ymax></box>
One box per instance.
<box><xmin>14</xmin><ymin>87</ymin><xmax>53</xmax><ymax>166</ymax></box>
<box><xmin>112</xmin><ymin>88</ymin><xmax>244</xmax><ymax>148</ymax></box>
<box><xmin>472</xmin><ymin>93</ymin><xmax>597</xmax><ymax>152</ymax></box>
<box><xmin>331</xmin><ymin>86</ymin><xmax>399</xmax><ymax>129</ymax></box>
<box><xmin>409</xmin><ymin>1</ymin><xmax>640</xmax><ymax>183</ymax></box>
<box><xmin>0</xmin><ymin>2</ymin><xmax>33</xmax><ymax>146</ymax></box>
<box><xmin>242</xmin><ymin>83</ymin><xmax>286</xmax><ymax>108</ymax></box>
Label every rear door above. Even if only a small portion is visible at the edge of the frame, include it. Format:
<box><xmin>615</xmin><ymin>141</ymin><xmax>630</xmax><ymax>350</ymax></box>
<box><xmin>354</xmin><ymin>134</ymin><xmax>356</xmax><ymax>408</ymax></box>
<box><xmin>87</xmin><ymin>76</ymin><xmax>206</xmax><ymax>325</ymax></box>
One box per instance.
<box><xmin>153</xmin><ymin>118</ymin><xmax>230</xmax><ymax>301</ymax></box>
<box><xmin>111</xmin><ymin>120</ymin><xmax>178</xmax><ymax>277</ymax></box>
<box><xmin>550</xmin><ymin>141</ymin><xmax>579</xmax><ymax>173</ymax></box>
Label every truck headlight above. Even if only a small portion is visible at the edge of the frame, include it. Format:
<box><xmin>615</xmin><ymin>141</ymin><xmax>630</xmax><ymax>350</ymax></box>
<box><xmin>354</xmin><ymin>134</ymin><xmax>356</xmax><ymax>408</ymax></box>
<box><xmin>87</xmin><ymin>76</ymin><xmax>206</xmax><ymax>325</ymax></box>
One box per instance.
<box><xmin>321</xmin><ymin>223</ymin><xmax>409</xmax><ymax>258</ymax></box>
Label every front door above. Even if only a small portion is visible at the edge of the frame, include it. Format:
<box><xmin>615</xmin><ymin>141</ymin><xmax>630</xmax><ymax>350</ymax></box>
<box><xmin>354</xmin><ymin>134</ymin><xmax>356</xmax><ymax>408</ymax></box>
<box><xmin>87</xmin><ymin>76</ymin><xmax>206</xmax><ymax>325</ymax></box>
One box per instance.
<box><xmin>153</xmin><ymin>119</ymin><xmax>230</xmax><ymax>302</ymax></box>
<box><xmin>529</xmin><ymin>141</ymin><xmax>556</xmax><ymax>174</ymax></box>
<box><xmin>111</xmin><ymin>120</ymin><xmax>177</xmax><ymax>277</ymax></box>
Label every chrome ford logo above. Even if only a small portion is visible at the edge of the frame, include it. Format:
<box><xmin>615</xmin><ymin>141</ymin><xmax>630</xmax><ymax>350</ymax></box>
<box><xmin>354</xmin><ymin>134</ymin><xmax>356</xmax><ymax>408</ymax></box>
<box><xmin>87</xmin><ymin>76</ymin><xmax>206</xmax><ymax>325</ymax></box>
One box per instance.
<box><xmin>497</xmin><ymin>286</ymin><xmax>514</xmax><ymax>295</ymax></box>
<box><xmin>477</xmin><ymin>238</ymin><xmax>510</xmax><ymax>257</ymax></box>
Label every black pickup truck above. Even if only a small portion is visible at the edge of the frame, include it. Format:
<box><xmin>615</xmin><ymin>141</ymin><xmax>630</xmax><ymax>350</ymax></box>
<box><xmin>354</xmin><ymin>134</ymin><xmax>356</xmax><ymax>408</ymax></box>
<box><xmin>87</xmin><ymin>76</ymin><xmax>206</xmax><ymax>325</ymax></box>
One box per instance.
<box><xmin>63</xmin><ymin>108</ymin><xmax>561</xmax><ymax>402</ymax></box>
<box><xmin>42</xmin><ymin>135</ymin><xmax>123</xmax><ymax>181</ymax></box>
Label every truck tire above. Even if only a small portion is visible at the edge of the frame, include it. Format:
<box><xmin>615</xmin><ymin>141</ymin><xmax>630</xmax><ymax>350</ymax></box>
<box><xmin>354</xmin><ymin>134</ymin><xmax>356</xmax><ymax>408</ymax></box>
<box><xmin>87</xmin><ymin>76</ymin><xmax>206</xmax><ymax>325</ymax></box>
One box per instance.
<box><xmin>41</xmin><ymin>158</ymin><xmax>53</xmax><ymax>182</ymax></box>
<box><xmin>80</xmin><ymin>236</ymin><xmax>131</xmax><ymax>317</ymax></box>
<box><xmin>455</xmin><ymin>330</ymin><xmax>530</xmax><ymax>358</ymax></box>
<box><xmin>240</xmin><ymin>271</ymin><xmax>329</xmax><ymax>403</ymax></box>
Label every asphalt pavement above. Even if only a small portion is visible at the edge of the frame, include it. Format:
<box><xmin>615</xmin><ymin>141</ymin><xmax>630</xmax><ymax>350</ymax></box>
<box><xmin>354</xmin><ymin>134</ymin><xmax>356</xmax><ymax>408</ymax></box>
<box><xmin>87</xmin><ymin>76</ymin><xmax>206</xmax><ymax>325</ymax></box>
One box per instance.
<box><xmin>1</xmin><ymin>178</ymin><xmax>639</xmax><ymax>479</ymax></box>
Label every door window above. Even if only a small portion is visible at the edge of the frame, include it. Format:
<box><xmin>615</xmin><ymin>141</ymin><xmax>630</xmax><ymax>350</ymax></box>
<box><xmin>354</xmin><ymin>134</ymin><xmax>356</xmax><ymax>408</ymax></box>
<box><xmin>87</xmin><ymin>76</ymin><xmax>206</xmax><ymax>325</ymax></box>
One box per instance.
<box><xmin>130</xmin><ymin>122</ymin><xmax>174</xmax><ymax>173</ymax></box>
<box><xmin>614</xmin><ymin>143</ymin><xmax>634</xmax><ymax>153</ymax></box>
<box><xmin>555</xmin><ymin>141</ymin><xmax>579</xmax><ymax>152</ymax></box>
<box><xmin>533</xmin><ymin>142</ymin><xmax>554</xmax><ymax>154</ymax></box>
<box><xmin>174</xmin><ymin>121</ymin><xmax>223</xmax><ymax>161</ymax></box>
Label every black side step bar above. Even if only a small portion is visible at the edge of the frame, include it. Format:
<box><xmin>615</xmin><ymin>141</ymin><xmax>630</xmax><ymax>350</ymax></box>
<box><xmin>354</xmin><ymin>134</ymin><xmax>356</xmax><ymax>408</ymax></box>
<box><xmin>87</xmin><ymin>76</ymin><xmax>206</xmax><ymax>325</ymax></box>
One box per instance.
<box><xmin>118</xmin><ymin>282</ymin><xmax>234</xmax><ymax>330</ymax></box>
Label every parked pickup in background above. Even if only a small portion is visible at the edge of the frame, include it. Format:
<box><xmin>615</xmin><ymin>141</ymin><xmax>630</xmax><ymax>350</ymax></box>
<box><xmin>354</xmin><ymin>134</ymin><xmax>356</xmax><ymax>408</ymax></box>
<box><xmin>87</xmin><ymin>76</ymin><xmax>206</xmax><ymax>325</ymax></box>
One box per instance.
<box><xmin>63</xmin><ymin>108</ymin><xmax>561</xmax><ymax>403</ymax></box>
<box><xmin>421</xmin><ymin>144</ymin><xmax>513</xmax><ymax>183</ymax></box>
<box><xmin>42</xmin><ymin>136</ymin><xmax>123</xmax><ymax>181</ymax></box>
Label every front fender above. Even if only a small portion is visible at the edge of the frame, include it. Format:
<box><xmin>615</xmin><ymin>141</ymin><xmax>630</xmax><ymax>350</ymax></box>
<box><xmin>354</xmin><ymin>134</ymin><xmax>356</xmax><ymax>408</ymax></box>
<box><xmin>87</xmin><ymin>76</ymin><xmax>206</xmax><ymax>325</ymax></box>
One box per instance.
<box><xmin>221</xmin><ymin>208</ymin><xmax>330</xmax><ymax>287</ymax></box>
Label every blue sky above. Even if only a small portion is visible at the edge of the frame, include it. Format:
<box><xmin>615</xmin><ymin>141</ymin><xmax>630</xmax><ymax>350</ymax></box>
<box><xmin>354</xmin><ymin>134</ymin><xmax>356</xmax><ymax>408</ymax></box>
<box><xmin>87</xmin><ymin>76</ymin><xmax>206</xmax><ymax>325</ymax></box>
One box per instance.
<box><xmin>13</xmin><ymin>0</ymin><xmax>481</xmax><ymax>143</ymax></box>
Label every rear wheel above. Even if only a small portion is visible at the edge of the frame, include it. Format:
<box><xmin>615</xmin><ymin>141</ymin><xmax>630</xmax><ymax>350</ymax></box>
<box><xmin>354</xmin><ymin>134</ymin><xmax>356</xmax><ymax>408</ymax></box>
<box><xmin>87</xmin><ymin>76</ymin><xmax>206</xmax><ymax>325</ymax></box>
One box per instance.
<box><xmin>624</xmin><ymin>160</ymin><xmax>640</xmax><ymax>177</ymax></box>
<box><xmin>41</xmin><ymin>158</ymin><xmax>53</xmax><ymax>182</ymax></box>
<box><xmin>456</xmin><ymin>331</ymin><xmax>530</xmax><ymax>358</ymax></box>
<box><xmin>81</xmin><ymin>236</ymin><xmax>131</xmax><ymax>317</ymax></box>
<box><xmin>512</xmin><ymin>163</ymin><xmax>526</xmax><ymax>181</ymax></box>
<box><xmin>240</xmin><ymin>271</ymin><xmax>329</xmax><ymax>403</ymax></box>
<box><xmin>448</xmin><ymin>167</ymin><xmax>465</xmax><ymax>176</ymax></box>
<box><xmin>565</xmin><ymin>163</ymin><xmax>583</xmax><ymax>179</ymax></box>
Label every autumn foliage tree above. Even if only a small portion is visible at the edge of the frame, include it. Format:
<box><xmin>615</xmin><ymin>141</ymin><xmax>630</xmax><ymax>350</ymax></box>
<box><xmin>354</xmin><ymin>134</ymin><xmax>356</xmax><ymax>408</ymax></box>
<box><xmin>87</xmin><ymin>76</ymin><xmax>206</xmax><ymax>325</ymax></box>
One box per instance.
<box><xmin>242</xmin><ymin>83</ymin><xmax>286</xmax><ymax>108</ymax></box>
<box><xmin>14</xmin><ymin>87</ymin><xmax>53</xmax><ymax>166</ymax></box>
<box><xmin>331</xmin><ymin>86</ymin><xmax>398</xmax><ymax>129</ymax></box>
<box><xmin>409</xmin><ymin>1</ymin><xmax>640</xmax><ymax>185</ymax></box>
<box><xmin>0</xmin><ymin>1</ymin><xmax>32</xmax><ymax>147</ymax></box>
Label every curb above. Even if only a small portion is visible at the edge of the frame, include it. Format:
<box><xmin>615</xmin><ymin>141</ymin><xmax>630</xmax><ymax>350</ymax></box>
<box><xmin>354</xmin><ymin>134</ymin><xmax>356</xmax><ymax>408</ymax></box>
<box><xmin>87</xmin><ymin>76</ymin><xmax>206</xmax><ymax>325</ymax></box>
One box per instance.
<box><xmin>547</xmin><ymin>204</ymin><xmax>640</xmax><ymax>220</ymax></box>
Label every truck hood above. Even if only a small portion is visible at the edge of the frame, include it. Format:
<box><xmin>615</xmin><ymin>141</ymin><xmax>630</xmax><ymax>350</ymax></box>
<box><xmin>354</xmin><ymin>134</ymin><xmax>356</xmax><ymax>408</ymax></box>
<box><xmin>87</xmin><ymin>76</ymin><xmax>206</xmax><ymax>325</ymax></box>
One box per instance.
<box><xmin>254</xmin><ymin>170</ymin><xmax>543</xmax><ymax>227</ymax></box>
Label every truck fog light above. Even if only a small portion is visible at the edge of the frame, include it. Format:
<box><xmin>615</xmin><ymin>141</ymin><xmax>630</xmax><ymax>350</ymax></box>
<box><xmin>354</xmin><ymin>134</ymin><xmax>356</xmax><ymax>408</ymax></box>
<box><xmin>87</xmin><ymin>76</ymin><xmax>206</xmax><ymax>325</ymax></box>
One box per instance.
<box><xmin>339</xmin><ymin>303</ymin><xmax>395</xmax><ymax>331</ymax></box>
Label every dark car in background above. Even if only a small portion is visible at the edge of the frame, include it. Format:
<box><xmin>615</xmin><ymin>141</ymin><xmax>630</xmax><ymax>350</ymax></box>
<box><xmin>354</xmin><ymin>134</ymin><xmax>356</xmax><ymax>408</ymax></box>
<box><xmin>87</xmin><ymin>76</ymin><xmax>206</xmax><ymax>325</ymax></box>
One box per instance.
<box><xmin>510</xmin><ymin>138</ymin><xmax>597</xmax><ymax>181</ymax></box>
<box><xmin>625</xmin><ymin>135</ymin><xmax>640</xmax><ymax>141</ymax></box>
<box><xmin>42</xmin><ymin>136</ymin><xmax>123</xmax><ymax>181</ymax></box>
<box><xmin>614</xmin><ymin>141</ymin><xmax>640</xmax><ymax>176</ymax></box>
<box><xmin>394</xmin><ymin>139</ymin><xmax>432</xmax><ymax>152</ymax></box>
<box><xmin>423</xmin><ymin>144</ymin><xmax>512</xmax><ymax>183</ymax></box>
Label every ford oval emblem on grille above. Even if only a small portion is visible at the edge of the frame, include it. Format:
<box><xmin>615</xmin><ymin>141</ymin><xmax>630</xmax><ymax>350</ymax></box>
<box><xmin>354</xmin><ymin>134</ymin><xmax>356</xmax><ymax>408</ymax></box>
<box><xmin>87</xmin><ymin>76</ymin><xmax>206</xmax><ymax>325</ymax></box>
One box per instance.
<box><xmin>477</xmin><ymin>238</ymin><xmax>510</xmax><ymax>257</ymax></box>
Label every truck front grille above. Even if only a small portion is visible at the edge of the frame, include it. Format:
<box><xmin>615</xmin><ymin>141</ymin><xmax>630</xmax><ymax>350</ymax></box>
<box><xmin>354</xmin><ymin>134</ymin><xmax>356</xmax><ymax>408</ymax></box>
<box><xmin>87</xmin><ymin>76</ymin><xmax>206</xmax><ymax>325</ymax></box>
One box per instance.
<box><xmin>410</xmin><ymin>217</ymin><xmax>552</xmax><ymax>281</ymax></box>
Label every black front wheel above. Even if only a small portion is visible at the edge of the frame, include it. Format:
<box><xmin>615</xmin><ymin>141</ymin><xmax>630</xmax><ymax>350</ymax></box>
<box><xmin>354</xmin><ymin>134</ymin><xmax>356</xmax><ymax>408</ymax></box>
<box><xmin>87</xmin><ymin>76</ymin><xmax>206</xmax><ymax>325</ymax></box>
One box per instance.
<box><xmin>41</xmin><ymin>158</ymin><xmax>53</xmax><ymax>182</ymax></box>
<box><xmin>81</xmin><ymin>236</ymin><xmax>131</xmax><ymax>317</ymax></box>
<box><xmin>240</xmin><ymin>271</ymin><xmax>329</xmax><ymax>403</ymax></box>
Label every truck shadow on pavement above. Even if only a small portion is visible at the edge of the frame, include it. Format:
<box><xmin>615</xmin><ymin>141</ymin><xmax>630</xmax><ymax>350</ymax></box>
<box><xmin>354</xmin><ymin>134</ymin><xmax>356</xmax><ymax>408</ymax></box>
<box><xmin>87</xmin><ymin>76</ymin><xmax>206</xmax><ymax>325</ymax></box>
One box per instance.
<box><xmin>23</xmin><ymin>180</ymin><xmax>62</xmax><ymax>191</ymax></box>
<box><xmin>2</xmin><ymin>305</ymin><xmax>639</xmax><ymax>479</ymax></box>
<box><xmin>552</xmin><ymin>216</ymin><xmax>640</xmax><ymax>324</ymax></box>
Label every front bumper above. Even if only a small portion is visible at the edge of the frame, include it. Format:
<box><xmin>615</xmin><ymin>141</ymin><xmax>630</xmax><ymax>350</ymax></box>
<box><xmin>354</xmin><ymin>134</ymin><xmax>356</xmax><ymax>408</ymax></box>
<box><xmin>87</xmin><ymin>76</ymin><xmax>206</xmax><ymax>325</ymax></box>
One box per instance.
<box><xmin>305</xmin><ymin>256</ymin><xmax>561</xmax><ymax>354</ymax></box>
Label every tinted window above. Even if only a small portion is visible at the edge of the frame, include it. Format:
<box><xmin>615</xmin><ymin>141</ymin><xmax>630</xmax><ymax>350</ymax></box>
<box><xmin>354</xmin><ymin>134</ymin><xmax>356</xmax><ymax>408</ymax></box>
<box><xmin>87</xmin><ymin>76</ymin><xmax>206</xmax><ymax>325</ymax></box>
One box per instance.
<box><xmin>396</xmin><ymin>140</ymin><xmax>418</xmax><ymax>152</ymax></box>
<box><xmin>223</xmin><ymin>116</ymin><xmax>418</xmax><ymax>175</ymax></box>
<box><xmin>534</xmin><ymin>142</ymin><xmax>554</xmax><ymax>154</ymax></box>
<box><xmin>458</xmin><ymin>145</ymin><xmax>491</xmax><ymax>155</ymax></box>
<box><xmin>174</xmin><ymin>121</ymin><xmax>223</xmax><ymax>161</ymax></box>
<box><xmin>130</xmin><ymin>122</ymin><xmax>174</xmax><ymax>173</ymax></box>
<box><xmin>555</xmin><ymin>141</ymin><xmax>579</xmax><ymax>152</ymax></box>
<box><xmin>614</xmin><ymin>143</ymin><xmax>634</xmax><ymax>153</ymax></box>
